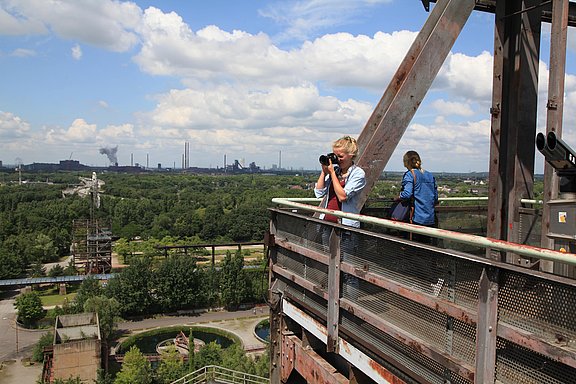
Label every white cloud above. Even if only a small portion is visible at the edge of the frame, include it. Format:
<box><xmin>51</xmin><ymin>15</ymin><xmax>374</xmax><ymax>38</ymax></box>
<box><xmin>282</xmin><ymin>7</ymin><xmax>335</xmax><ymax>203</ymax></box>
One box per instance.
<box><xmin>46</xmin><ymin>118</ymin><xmax>97</xmax><ymax>143</ymax></box>
<box><xmin>0</xmin><ymin>111</ymin><xmax>31</xmax><ymax>138</ymax></box>
<box><xmin>431</xmin><ymin>99</ymin><xmax>474</xmax><ymax>117</ymax></box>
<box><xmin>436</xmin><ymin>51</ymin><xmax>493</xmax><ymax>100</ymax></box>
<box><xmin>0</xmin><ymin>0</ymin><xmax>141</xmax><ymax>51</ymax></box>
<box><xmin>71</xmin><ymin>43</ymin><xmax>82</xmax><ymax>60</ymax></box>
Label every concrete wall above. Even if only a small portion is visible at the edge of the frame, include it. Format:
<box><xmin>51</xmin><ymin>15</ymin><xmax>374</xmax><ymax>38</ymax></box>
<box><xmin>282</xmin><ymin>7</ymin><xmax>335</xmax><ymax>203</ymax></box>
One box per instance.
<box><xmin>53</xmin><ymin>339</ymin><xmax>101</xmax><ymax>383</ymax></box>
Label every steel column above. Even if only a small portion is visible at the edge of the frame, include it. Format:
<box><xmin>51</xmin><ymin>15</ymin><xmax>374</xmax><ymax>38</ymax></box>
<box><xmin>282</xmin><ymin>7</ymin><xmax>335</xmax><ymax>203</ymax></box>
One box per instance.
<box><xmin>327</xmin><ymin>229</ymin><xmax>341</xmax><ymax>353</ymax></box>
<box><xmin>540</xmin><ymin>0</ymin><xmax>569</xmax><ymax>274</ymax></box>
<box><xmin>475</xmin><ymin>267</ymin><xmax>499</xmax><ymax>384</ymax></box>
<box><xmin>487</xmin><ymin>0</ymin><xmax>541</xmax><ymax>262</ymax></box>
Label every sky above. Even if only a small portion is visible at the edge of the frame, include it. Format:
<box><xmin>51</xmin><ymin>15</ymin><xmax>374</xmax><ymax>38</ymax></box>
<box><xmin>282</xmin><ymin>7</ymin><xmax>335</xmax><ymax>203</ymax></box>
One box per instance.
<box><xmin>1</xmin><ymin>0</ymin><xmax>576</xmax><ymax>173</ymax></box>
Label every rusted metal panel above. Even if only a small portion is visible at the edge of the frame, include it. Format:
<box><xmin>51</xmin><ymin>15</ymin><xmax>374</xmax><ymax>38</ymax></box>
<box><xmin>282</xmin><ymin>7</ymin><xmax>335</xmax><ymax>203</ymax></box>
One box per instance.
<box><xmin>272</xmin><ymin>264</ymin><xmax>328</xmax><ymax>300</ymax></box>
<box><xmin>339</xmin><ymin>262</ymin><xmax>478</xmax><ymax>326</ymax></box>
<box><xmin>283</xmin><ymin>299</ymin><xmax>408</xmax><ymax>384</ymax></box>
<box><xmin>275</xmin><ymin>237</ymin><xmax>329</xmax><ymax>265</ymax></box>
<box><xmin>339</xmin><ymin>300</ymin><xmax>476</xmax><ymax>382</ymax></box>
<box><xmin>355</xmin><ymin>0</ymin><xmax>475</xmax><ymax>209</ymax></box>
<box><xmin>327</xmin><ymin>228</ymin><xmax>341</xmax><ymax>353</ymax></box>
<box><xmin>488</xmin><ymin>0</ymin><xmax>541</xmax><ymax>261</ymax></box>
<box><xmin>284</xmin><ymin>334</ymin><xmax>349</xmax><ymax>384</ymax></box>
<box><xmin>497</xmin><ymin>322</ymin><xmax>576</xmax><ymax>369</ymax></box>
<box><xmin>280</xmin><ymin>332</ymin><xmax>296</xmax><ymax>382</ymax></box>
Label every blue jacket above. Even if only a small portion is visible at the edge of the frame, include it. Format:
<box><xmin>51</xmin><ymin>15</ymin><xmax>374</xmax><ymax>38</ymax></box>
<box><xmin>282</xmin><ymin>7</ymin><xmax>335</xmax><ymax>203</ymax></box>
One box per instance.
<box><xmin>314</xmin><ymin>164</ymin><xmax>366</xmax><ymax>228</ymax></box>
<box><xmin>400</xmin><ymin>168</ymin><xmax>438</xmax><ymax>226</ymax></box>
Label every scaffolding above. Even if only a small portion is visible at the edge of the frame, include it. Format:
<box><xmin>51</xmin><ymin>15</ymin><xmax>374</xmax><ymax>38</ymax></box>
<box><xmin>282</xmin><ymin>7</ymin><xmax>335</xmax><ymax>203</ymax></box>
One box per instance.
<box><xmin>71</xmin><ymin>219</ymin><xmax>112</xmax><ymax>274</ymax></box>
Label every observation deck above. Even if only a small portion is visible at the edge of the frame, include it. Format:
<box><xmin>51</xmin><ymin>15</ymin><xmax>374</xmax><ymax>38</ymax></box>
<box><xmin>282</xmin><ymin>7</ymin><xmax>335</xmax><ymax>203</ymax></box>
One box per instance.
<box><xmin>267</xmin><ymin>198</ymin><xmax>576</xmax><ymax>384</ymax></box>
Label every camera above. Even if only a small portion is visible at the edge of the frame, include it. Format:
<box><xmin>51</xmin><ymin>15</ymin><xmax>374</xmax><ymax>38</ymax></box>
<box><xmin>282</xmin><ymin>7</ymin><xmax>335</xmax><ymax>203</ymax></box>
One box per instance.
<box><xmin>319</xmin><ymin>153</ymin><xmax>339</xmax><ymax>166</ymax></box>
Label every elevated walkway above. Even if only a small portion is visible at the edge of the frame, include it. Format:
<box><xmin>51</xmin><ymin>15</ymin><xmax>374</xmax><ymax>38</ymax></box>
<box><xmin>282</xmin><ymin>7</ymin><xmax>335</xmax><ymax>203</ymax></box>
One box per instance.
<box><xmin>267</xmin><ymin>198</ymin><xmax>576</xmax><ymax>383</ymax></box>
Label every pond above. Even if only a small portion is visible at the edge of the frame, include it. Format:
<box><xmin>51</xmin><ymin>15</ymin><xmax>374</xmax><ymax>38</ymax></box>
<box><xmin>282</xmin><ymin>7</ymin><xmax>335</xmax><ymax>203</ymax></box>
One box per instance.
<box><xmin>254</xmin><ymin>319</ymin><xmax>270</xmax><ymax>342</ymax></box>
<box><xmin>118</xmin><ymin>327</ymin><xmax>234</xmax><ymax>354</ymax></box>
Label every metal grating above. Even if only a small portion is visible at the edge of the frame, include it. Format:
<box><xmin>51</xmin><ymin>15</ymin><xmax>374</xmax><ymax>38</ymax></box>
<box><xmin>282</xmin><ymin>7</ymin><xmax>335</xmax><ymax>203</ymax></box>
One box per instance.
<box><xmin>341</xmin><ymin>311</ymin><xmax>472</xmax><ymax>384</ymax></box>
<box><xmin>499</xmin><ymin>270</ymin><xmax>576</xmax><ymax>345</ymax></box>
<box><xmin>276</xmin><ymin>247</ymin><xmax>328</xmax><ymax>290</ymax></box>
<box><xmin>495</xmin><ymin>338</ymin><xmax>576</xmax><ymax>384</ymax></box>
<box><xmin>271</xmin><ymin>210</ymin><xmax>576</xmax><ymax>384</ymax></box>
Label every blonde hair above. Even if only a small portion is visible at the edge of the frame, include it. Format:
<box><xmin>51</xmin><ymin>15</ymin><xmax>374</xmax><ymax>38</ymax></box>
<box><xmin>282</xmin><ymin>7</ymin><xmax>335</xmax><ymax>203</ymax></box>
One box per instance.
<box><xmin>403</xmin><ymin>150</ymin><xmax>422</xmax><ymax>170</ymax></box>
<box><xmin>332</xmin><ymin>136</ymin><xmax>358</xmax><ymax>159</ymax></box>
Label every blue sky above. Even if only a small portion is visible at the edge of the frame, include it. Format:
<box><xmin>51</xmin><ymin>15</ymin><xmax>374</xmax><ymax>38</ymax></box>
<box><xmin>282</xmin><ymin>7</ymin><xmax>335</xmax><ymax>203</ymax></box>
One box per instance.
<box><xmin>0</xmin><ymin>0</ymin><xmax>573</xmax><ymax>172</ymax></box>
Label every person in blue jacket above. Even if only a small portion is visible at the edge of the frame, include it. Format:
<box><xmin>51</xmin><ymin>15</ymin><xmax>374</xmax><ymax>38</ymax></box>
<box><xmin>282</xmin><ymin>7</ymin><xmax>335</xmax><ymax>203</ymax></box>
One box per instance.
<box><xmin>399</xmin><ymin>150</ymin><xmax>438</xmax><ymax>244</ymax></box>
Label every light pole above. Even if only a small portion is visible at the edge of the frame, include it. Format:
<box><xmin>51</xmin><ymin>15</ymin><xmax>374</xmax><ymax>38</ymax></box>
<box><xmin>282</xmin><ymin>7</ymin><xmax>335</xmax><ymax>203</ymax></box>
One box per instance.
<box><xmin>14</xmin><ymin>315</ymin><xmax>19</xmax><ymax>357</ymax></box>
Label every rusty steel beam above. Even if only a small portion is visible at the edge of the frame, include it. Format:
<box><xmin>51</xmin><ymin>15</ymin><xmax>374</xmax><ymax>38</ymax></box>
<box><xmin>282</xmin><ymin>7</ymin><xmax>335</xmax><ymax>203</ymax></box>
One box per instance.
<box><xmin>541</xmin><ymin>0</ymin><xmax>569</xmax><ymax>273</ymax></box>
<box><xmin>272</xmin><ymin>265</ymin><xmax>328</xmax><ymax>300</ymax></box>
<box><xmin>475</xmin><ymin>267</ymin><xmax>499</xmax><ymax>384</ymax></box>
<box><xmin>425</xmin><ymin>0</ymin><xmax>576</xmax><ymax>26</ymax></box>
<box><xmin>327</xmin><ymin>229</ymin><xmax>341</xmax><ymax>353</ymax></box>
<box><xmin>487</xmin><ymin>0</ymin><xmax>541</xmax><ymax>261</ymax></box>
<box><xmin>357</xmin><ymin>0</ymin><xmax>450</xmax><ymax>156</ymax></box>
<box><xmin>283</xmin><ymin>299</ymin><xmax>411</xmax><ymax>384</ymax></box>
<box><xmin>282</xmin><ymin>334</ymin><xmax>349</xmax><ymax>384</ymax></box>
<box><xmin>355</xmin><ymin>0</ymin><xmax>475</xmax><ymax>209</ymax></box>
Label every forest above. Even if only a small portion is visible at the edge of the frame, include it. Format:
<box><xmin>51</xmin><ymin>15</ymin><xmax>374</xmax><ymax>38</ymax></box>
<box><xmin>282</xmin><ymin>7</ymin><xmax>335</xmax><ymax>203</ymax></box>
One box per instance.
<box><xmin>0</xmin><ymin>171</ymin><xmax>317</xmax><ymax>280</ymax></box>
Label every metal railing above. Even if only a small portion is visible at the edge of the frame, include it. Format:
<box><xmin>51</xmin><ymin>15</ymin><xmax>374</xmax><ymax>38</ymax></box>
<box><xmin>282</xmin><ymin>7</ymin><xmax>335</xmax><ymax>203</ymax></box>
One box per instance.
<box><xmin>269</xmin><ymin>197</ymin><xmax>576</xmax><ymax>384</ymax></box>
<box><xmin>170</xmin><ymin>365</ymin><xmax>269</xmax><ymax>384</ymax></box>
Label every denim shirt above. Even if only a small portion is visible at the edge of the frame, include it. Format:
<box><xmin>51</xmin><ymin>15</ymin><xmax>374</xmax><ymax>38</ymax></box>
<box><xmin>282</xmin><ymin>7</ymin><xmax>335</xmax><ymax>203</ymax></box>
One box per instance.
<box><xmin>400</xmin><ymin>168</ymin><xmax>438</xmax><ymax>226</ymax></box>
<box><xmin>314</xmin><ymin>164</ymin><xmax>366</xmax><ymax>228</ymax></box>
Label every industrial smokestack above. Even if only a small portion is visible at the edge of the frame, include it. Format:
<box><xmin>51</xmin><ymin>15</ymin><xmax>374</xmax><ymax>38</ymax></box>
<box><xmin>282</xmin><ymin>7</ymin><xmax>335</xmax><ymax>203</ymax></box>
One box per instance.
<box><xmin>99</xmin><ymin>146</ymin><xmax>118</xmax><ymax>165</ymax></box>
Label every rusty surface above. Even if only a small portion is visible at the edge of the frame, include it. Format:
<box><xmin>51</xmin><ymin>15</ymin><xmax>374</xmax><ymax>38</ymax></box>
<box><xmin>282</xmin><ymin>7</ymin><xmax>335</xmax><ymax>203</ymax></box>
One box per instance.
<box><xmin>339</xmin><ymin>300</ymin><xmax>475</xmax><ymax>381</ymax></box>
<box><xmin>497</xmin><ymin>322</ymin><xmax>576</xmax><ymax>369</ymax></box>
<box><xmin>339</xmin><ymin>261</ymin><xmax>478</xmax><ymax>326</ymax></box>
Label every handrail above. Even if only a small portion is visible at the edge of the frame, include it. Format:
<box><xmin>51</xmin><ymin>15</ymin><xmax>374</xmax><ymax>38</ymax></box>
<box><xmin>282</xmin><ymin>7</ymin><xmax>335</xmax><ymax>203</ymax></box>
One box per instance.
<box><xmin>271</xmin><ymin>197</ymin><xmax>576</xmax><ymax>266</ymax></box>
<box><xmin>170</xmin><ymin>365</ymin><xmax>269</xmax><ymax>384</ymax></box>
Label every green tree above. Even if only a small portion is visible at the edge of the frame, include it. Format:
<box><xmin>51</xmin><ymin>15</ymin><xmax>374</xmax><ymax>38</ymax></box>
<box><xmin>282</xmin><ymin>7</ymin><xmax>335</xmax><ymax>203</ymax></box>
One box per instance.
<box><xmin>155</xmin><ymin>255</ymin><xmax>201</xmax><ymax>312</ymax></box>
<box><xmin>73</xmin><ymin>276</ymin><xmax>102</xmax><ymax>313</ymax></box>
<box><xmin>48</xmin><ymin>264</ymin><xmax>65</xmax><ymax>277</ymax></box>
<box><xmin>28</xmin><ymin>261</ymin><xmax>46</xmax><ymax>278</ymax></box>
<box><xmin>105</xmin><ymin>256</ymin><xmax>155</xmax><ymax>316</ymax></box>
<box><xmin>0</xmin><ymin>246</ymin><xmax>24</xmax><ymax>279</ymax></box>
<box><xmin>83</xmin><ymin>295</ymin><xmax>120</xmax><ymax>342</ymax></box>
<box><xmin>32</xmin><ymin>233</ymin><xmax>58</xmax><ymax>263</ymax></box>
<box><xmin>14</xmin><ymin>291</ymin><xmax>45</xmax><ymax>327</ymax></box>
<box><xmin>32</xmin><ymin>331</ymin><xmax>54</xmax><ymax>362</ymax></box>
<box><xmin>193</xmin><ymin>342</ymin><xmax>223</xmax><ymax>370</ymax></box>
<box><xmin>220</xmin><ymin>250</ymin><xmax>251</xmax><ymax>310</ymax></box>
<box><xmin>114</xmin><ymin>346</ymin><xmax>153</xmax><ymax>384</ymax></box>
<box><xmin>254</xmin><ymin>348</ymin><xmax>270</xmax><ymax>378</ymax></box>
<box><xmin>156</xmin><ymin>345</ymin><xmax>186</xmax><ymax>384</ymax></box>
<box><xmin>221</xmin><ymin>344</ymin><xmax>256</xmax><ymax>375</ymax></box>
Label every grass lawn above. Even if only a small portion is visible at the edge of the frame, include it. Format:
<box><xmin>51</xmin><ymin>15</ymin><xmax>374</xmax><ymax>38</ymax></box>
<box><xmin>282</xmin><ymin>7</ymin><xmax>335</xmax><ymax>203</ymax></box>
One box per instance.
<box><xmin>37</xmin><ymin>284</ymin><xmax>79</xmax><ymax>307</ymax></box>
<box><xmin>40</xmin><ymin>292</ymin><xmax>77</xmax><ymax>307</ymax></box>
